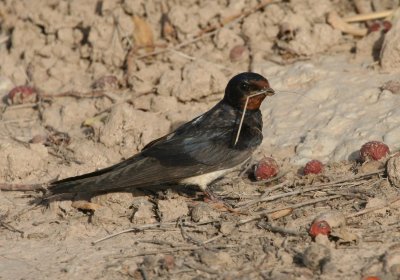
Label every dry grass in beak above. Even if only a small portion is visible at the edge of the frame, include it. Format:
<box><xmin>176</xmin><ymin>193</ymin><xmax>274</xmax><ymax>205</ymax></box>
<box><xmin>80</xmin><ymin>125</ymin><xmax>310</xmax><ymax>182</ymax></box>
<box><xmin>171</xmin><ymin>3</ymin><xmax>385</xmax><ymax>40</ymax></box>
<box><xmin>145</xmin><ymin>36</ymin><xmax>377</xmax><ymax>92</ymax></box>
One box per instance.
<box><xmin>234</xmin><ymin>89</ymin><xmax>273</xmax><ymax>146</ymax></box>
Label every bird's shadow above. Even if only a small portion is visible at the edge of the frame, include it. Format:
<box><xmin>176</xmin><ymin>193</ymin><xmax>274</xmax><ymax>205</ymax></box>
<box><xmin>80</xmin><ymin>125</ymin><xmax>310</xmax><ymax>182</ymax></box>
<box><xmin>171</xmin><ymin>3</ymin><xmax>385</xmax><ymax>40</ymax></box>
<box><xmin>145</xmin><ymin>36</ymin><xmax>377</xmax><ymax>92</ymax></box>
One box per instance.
<box><xmin>31</xmin><ymin>183</ymin><xmax>202</xmax><ymax>206</ymax></box>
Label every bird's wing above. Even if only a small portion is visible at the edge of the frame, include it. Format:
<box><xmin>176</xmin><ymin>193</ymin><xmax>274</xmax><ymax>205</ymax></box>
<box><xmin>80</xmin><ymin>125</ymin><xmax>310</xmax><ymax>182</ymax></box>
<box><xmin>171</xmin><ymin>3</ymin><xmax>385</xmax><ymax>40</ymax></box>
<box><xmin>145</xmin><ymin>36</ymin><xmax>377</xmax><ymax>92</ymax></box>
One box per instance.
<box><xmin>142</xmin><ymin>106</ymin><xmax>263</xmax><ymax>167</ymax></box>
<box><xmin>48</xmin><ymin>106</ymin><xmax>252</xmax><ymax>194</ymax></box>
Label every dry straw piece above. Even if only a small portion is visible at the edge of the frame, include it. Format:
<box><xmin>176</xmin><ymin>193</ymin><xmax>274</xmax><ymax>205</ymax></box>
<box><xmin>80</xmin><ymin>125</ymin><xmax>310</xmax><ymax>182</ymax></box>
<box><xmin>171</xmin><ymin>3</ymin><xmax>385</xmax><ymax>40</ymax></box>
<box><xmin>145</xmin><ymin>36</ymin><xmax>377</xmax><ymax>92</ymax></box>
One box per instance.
<box><xmin>327</xmin><ymin>11</ymin><xmax>367</xmax><ymax>36</ymax></box>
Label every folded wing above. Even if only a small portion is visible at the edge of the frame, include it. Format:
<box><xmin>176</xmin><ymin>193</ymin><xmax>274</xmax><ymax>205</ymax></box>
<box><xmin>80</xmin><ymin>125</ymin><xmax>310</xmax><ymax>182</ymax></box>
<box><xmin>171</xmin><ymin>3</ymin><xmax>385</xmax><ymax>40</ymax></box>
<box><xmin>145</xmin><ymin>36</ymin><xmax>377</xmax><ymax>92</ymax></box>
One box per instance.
<box><xmin>48</xmin><ymin>103</ymin><xmax>255</xmax><ymax>194</ymax></box>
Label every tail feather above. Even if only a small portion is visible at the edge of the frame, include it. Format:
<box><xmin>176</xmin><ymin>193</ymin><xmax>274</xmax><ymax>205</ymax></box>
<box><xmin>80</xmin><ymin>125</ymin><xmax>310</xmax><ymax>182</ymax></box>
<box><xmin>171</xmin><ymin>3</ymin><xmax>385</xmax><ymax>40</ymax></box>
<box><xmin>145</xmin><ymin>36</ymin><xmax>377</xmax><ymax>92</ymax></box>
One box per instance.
<box><xmin>47</xmin><ymin>155</ymin><xmax>146</xmax><ymax>195</ymax></box>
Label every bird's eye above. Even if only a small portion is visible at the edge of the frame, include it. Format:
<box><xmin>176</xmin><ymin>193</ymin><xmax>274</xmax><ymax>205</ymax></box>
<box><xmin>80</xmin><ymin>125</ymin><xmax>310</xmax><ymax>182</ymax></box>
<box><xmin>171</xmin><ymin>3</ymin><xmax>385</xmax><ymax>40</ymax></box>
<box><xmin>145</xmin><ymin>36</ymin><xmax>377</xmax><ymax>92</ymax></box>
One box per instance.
<box><xmin>240</xmin><ymin>83</ymin><xmax>250</xmax><ymax>91</ymax></box>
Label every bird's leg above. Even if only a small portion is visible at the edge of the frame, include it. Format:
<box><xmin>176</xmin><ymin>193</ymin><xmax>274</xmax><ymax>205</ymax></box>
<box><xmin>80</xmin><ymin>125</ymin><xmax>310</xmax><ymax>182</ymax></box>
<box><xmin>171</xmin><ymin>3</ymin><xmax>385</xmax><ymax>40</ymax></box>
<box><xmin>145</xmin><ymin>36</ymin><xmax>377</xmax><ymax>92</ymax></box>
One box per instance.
<box><xmin>203</xmin><ymin>186</ymin><xmax>221</xmax><ymax>201</ymax></box>
<box><xmin>238</xmin><ymin>157</ymin><xmax>254</xmax><ymax>177</ymax></box>
<box><xmin>203</xmin><ymin>186</ymin><xmax>240</xmax><ymax>213</ymax></box>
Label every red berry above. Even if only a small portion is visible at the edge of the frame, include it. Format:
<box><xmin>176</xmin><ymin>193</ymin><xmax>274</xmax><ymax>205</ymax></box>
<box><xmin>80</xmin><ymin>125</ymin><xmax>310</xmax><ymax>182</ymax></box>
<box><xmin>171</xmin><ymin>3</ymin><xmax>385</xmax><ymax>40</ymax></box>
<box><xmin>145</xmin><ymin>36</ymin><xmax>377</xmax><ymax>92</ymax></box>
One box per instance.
<box><xmin>303</xmin><ymin>160</ymin><xmax>324</xmax><ymax>175</ymax></box>
<box><xmin>7</xmin><ymin>86</ymin><xmax>37</xmax><ymax>105</ymax></box>
<box><xmin>363</xmin><ymin>277</ymin><xmax>380</xmax><ymax>280</ymax></box>
<box><xmin>368</xmin><ymin>21</ymin><xmax>392</xmax><ymax>34</ymax></box>
<box><xmin>254</xmin><ymin>157</ymin><xmax>279</xmax><ymax>180</ymax></box>
<box><xmin>382</xmin><ymin>20</ymin><xmax>392</xmax><ymax>33</ymax></box>
<box><xmin>368</xmin><ymin>22</ymin><xmax>381</xmax><ymax>33</ymax></box>
<box><xmin>309</xmin><ymin>220</ymin><xmax>331</xmax><ymax>238</ymax></box>
<box><xmin>360</xmin><ymin>141</ymin><xmax>390</xmax><ymax>162</ymax></box>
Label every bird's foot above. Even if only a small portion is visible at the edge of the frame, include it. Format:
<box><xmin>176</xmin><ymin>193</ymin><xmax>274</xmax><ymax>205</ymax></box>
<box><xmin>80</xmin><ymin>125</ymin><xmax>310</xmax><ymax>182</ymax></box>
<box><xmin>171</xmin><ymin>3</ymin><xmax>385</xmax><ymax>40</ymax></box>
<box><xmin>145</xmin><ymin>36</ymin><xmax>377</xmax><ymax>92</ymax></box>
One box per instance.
<box><xmin>203</xmin><ymin>188</ymin><xmax>242</xmax><ymax>214</ymax></box>
<box><xmin>203</xmin><ymin>187</ymin><xmax>221</xmax><ymax>201</ymax></box>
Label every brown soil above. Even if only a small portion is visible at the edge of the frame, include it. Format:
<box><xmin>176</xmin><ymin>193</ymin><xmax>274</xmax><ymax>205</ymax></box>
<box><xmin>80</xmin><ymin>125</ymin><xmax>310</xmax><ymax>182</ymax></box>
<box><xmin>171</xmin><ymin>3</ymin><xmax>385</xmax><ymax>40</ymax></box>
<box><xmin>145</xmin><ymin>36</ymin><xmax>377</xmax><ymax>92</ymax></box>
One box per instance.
<box><xmin>1</xmin><ymin>0</ymin><xmax>400</xmax><ymax>279</ymax></box>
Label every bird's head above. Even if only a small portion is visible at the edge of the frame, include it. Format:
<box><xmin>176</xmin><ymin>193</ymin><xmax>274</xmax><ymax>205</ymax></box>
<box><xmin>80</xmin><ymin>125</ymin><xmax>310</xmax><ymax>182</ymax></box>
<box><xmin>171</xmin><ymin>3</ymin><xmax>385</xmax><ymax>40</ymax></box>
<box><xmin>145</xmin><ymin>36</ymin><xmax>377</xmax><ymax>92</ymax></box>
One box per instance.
<box><xmin>223</xmin><ymin>72</ymin><xmax>274</xmax><ymax>110</ymax></box>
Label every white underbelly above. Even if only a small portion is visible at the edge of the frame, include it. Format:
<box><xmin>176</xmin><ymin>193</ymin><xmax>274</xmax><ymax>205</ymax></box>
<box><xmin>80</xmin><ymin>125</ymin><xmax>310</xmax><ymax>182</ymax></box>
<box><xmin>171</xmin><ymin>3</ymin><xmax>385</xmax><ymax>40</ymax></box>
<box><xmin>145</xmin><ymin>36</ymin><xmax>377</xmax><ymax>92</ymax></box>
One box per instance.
<box><xmin>180</xmin><ymin>165</ymin><xmax>239</xmax><ymax>190</ymax></box>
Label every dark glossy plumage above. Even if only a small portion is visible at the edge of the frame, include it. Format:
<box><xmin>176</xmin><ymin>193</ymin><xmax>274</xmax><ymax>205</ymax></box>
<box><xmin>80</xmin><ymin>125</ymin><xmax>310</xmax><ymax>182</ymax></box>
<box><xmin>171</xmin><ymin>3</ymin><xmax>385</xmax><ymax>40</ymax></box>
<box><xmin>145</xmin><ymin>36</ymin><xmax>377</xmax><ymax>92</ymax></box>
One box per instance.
<box><xmin>48</xmin><ymin>72</ymin><xmax>273</xmax><ymax>195</ymax></box>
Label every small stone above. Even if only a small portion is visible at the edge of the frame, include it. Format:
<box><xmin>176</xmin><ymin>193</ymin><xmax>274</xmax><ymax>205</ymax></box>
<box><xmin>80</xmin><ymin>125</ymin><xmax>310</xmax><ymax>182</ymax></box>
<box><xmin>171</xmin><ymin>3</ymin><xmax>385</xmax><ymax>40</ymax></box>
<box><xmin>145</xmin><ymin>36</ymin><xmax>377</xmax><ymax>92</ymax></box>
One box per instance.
<box><xmin>157</xmin><ymin>197</ymin><xmax>189</xmax><ymax>222</ymax></box>
<box><xmin>131</xmin><ymin>94</ymin><xmax>153</xmax><ymax>111</ymax></box>
<box><xmin>219</xmin><ymin>221</ymin><xmax>236</xmax><ymax>235</ymax></box>
<box><xmin>314</xmin><ymin>234</ymin><xmax>331</xmax><ymax>247</ymax></box>
<box><xmin>302</xmin><ymin>243</ymin><xmax>331</xmax><ymax>272</ymax></box>
<box><xmin>381</xmin><ymin>80</ymin><xmax>400</xmax><ymax>95</ymax></box>
<box><xmin>132</xmin><ymin>198</ymin><xmax>156</xmax><ymax>224</ymax></box>
<box><xmin>91</xmin><ymin>192</ymin><xmax>134</xmax><ymax>217</ymax></box>
<box><xmin>383</xmin><ymin>246</ymin><xmax>400</xmax><ymax>275</ymax></box>
<box><xmin>191</xmin><ymin>202</ymin><xmax>220</xmax><ymax>223</ymax></box>
<box><xmin>199</xmin><ymin>251</ymin><xmax>233</xmax><ymax>269</ymax></box>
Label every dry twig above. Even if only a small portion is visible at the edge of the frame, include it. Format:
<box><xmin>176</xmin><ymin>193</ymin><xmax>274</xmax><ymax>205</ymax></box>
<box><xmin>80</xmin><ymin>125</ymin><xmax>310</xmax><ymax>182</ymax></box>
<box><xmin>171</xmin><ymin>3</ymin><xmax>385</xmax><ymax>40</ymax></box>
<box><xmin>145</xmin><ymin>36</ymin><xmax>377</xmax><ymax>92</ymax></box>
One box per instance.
<box><xmin>112</xmin><ymin>244</ymin><xmax>238</xmax><ymax>258</ymax></box>
<box><xmin>346</xmin><ymin>196</ymin><xmax>400</xmax><ymax>219</ymax></box>
<box><xmin>236</xmin><ymin>169</ymin><xmax>384</xmax><ymax>209</ymax></box>
<box><xmin>92</xmin><ymin>222</ymin><xmax>177</xmax><ymax>244</ymax></box>
<box><xmin>93</xmin><ymin>219</ymin><xmax>221</xmax><ymax>245</ymax></box>
<box><xmin>238</xmin><ymin>194</ymin><xmax>342</xmax><ymax>225</ymax></box>
<box><xmin>0</xmin><ymin>220</ymin><xmax>24</xmax><ymax>235</ymax></box>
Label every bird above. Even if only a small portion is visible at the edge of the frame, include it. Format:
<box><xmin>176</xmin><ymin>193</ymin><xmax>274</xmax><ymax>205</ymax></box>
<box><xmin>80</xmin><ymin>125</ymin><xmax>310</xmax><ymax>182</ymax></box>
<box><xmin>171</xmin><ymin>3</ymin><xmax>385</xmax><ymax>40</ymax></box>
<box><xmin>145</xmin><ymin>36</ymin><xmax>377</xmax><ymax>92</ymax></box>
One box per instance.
<box><xmin>47</xmin><ymin>72</ymin><xmax>275</xmax><ymax>200</ymax></box>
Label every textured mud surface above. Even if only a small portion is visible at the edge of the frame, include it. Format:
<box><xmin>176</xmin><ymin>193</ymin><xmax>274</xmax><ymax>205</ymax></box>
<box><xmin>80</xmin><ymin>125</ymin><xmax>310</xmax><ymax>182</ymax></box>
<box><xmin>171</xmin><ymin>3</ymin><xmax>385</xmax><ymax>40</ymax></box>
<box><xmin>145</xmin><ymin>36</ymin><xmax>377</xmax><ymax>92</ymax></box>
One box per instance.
<box><xmin>1</xmin><ymin>0</ymin><xmax>400</xmax><ymax>279</ymax></box>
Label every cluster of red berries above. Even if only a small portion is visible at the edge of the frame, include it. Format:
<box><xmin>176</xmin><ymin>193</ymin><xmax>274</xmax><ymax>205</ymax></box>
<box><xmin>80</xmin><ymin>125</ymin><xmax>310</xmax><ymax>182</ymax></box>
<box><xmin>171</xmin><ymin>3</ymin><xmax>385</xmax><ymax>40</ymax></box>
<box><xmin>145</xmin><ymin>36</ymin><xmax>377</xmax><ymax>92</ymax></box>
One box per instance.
<box><xmin>253</xmin><ymin>141</ymin><xmax>390</xmax><ymax>181</ymax></box>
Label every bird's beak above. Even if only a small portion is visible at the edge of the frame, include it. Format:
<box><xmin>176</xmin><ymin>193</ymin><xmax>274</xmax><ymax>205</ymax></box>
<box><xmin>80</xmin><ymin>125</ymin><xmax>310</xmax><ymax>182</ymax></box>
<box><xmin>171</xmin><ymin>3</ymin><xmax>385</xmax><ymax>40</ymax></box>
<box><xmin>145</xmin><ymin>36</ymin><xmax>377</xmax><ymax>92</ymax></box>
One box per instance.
<box><xmin>246</xmin><ymin>88</ymin><xmax>275</xmax><ymax>99</ymax></box>
<box><xmin>257</xmin><ymin>87</ymin><xmax>275</xmax><ymax>97</ymax></box>
<box><xmin>249</xmin><ymin>79</ymin><xmax>275</xmax><ymax>97</ymax></box>
<box><xmin>263</xmin><ymin>88</ymin><xmax>275</xmax><ymax>96</ymax></box>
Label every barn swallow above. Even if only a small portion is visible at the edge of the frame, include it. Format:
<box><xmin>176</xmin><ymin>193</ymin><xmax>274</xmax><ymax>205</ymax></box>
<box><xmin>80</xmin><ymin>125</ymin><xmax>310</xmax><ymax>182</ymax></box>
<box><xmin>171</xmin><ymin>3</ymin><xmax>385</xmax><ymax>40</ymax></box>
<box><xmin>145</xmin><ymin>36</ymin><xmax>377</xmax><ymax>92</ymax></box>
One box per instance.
<box><xmin>47</xmin><ymin>72</ymin><xmax>275</xmax><ymax>200</ymax></box>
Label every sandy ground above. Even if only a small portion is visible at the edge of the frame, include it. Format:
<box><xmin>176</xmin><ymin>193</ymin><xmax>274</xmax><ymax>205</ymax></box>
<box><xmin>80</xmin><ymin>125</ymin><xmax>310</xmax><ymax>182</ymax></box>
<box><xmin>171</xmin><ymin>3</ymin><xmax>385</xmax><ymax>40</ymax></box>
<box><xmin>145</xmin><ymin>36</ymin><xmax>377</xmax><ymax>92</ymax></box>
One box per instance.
<box><xmin>1</xmin><ymin>0</ymin><xmax>400</xmax><ymax>279</ymax></box>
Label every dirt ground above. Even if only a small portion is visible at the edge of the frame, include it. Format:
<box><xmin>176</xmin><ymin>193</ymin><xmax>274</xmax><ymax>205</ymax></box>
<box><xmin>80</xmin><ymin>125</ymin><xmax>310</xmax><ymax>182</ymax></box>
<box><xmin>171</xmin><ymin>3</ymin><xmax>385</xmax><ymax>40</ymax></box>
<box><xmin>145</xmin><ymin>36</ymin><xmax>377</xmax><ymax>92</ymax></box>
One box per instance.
<box><xmin>1</xmin><ymin>0</ymin><xmax>400</xmax><ymax>279</ymax></box>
